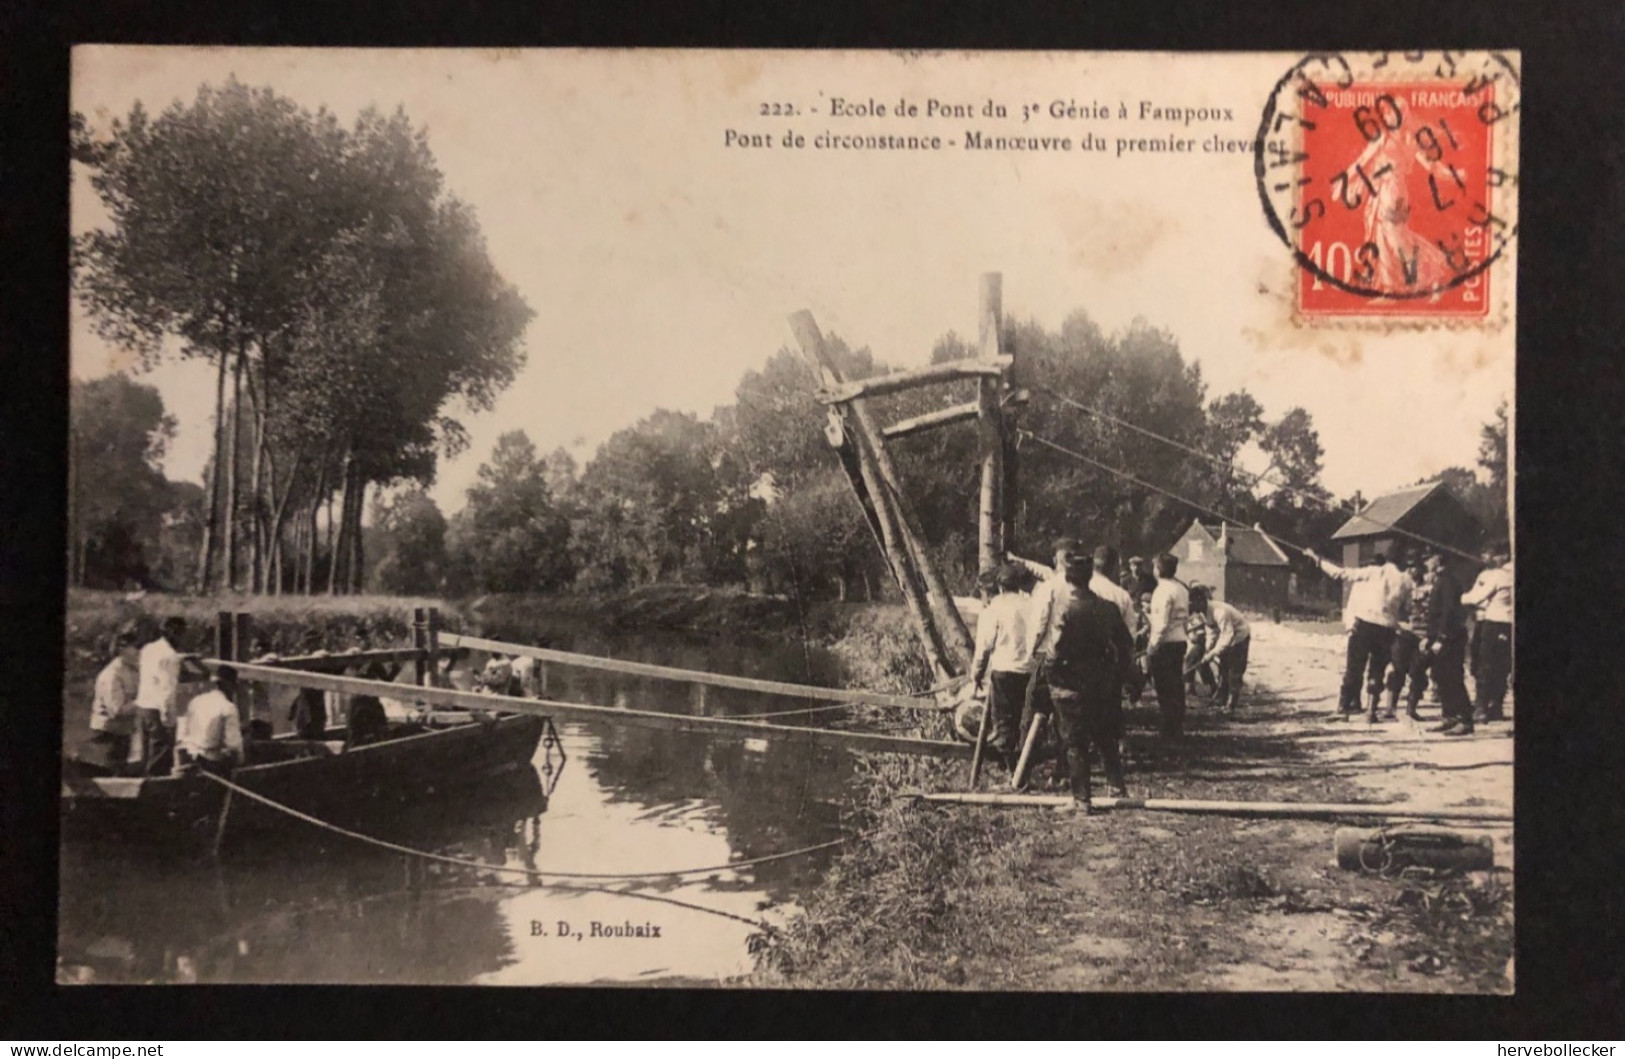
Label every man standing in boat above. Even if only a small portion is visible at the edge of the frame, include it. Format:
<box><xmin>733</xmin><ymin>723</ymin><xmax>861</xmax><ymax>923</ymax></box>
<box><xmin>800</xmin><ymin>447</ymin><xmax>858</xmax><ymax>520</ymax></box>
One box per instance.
<box><xmin>174</xmin><ymin>665</ymin><xmax>246</xmax><ymax>775</ymax></box>
<box><xmin>132</xmin><ymin>616</ymin><xmax>207</xmax><ymax>775</ymax></box>
<box><xmin>88</xmin><ymin>631</ymin><xmax>140</xmax><ymax>773</ymax></box>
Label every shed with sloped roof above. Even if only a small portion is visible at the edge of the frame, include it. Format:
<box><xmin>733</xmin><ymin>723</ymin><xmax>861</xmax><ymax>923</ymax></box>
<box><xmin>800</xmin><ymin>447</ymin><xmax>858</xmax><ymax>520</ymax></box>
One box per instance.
<box><xmin>1168</xmin><ymin>521</ymin><xmax>1291</xmax><ymax>611</ymax></box>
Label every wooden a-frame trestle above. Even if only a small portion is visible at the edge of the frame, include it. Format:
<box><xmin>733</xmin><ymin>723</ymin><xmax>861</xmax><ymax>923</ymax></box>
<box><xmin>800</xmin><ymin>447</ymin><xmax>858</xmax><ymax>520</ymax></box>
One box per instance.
<box><xmin>788</xmin><ymin>272</ymin><xmax>1021</xmax><ymax>686</ymax></box>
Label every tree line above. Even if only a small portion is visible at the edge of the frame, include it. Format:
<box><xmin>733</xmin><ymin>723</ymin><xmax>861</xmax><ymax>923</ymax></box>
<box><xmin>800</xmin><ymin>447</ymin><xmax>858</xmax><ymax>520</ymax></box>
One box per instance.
<box><xmin>69</xmin><ymin>81</ymin><xmax>1509</xmax><ymax>599</ymax></box>
<box><xmin>71</xmin><ymin>80</ymin><xmax>531</xmax><ymax>595</ymax></box>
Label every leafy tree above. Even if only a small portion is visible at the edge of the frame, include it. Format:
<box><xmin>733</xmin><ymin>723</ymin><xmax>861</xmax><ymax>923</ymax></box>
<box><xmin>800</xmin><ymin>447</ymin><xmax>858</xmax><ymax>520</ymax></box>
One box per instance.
<box><xmin>68</xmin><ymin>375</ymin><xmax>178</xmax><ymax>588</ymax></box>
<box><xmin>1194</xmin><ymin>390</ymin><xmax>1267</xmax><ymax>515</ymax></box>
<box><xmin>574</xmin><ymin>410</ymin><xmax>752</xmax><ymax>588</ymax></box>
<box><xmin>1427</xmin><ymin>466</ymin><xmax>1505</xmax><ymax>545</ymax></box>
<box><xmin>369</xmin><ymin>488</ymin><xmax>449</xmax><ymax>594</ymax></box>
<box><xmin>756</xmin><ymin>467</ymin><xmax>886</xmax><ymax>601</ymax></box>
<box><xmin>1476</xmin><ymin>399</ymin><xmax>1509</xmax><ymax>536</ymax></box>
<box><xmin>73</xmin><ymin>83</ymin><xmax>531</xmax><ymax>596</ymax></box>
<box><xmin>451</xmin><ymin>431</ymin><xmax>572</xmax><ymax>593</ymax></box>
<box><xmin>995</xmin><ymin>312</ymin><xmax>1208</xmax><ymax>560</ymax></box>
<box><xmin>1254</xmin><ymin>407</ymin><xmax>1338</xmax><ymax>547</ymax></box>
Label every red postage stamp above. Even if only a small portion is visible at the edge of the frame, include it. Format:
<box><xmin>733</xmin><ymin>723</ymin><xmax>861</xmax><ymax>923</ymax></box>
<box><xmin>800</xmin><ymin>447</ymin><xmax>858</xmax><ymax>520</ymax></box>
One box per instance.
<box><xmin>1254</xmin><ymin>52</ymin><xmax>1520</xmax><ymax>322</ymax></box>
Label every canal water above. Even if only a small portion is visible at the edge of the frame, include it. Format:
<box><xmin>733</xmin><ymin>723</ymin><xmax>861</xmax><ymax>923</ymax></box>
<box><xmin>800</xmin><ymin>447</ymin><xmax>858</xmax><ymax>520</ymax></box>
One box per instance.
<box><xmin>56</xmin><ymin>629</ymin><xmax>865</xmax><ymax>986</ymax></box>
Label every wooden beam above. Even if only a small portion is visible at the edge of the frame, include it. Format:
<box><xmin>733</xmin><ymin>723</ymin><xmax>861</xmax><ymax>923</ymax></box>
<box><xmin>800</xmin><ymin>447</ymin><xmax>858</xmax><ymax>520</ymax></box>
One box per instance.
<box><xmin>442</xmin><ymin>632</ymin><xmax>952</xmax><ymax>711</ymax></box>
<box><xmin>881</xmin><ymin>390</ymin><xmax>1029</xmax><ymax>441</ymax></box>
<box><xmin>262</xmin><ymin>647</ymin><xmax>466</xmax><ymax>674</ymax></box>
<box><xmin>976</xmin><ymin>272</ymin><xmax>1005</xmax><ymax>577</ymax></box>
<box><xmin>907</xmin><ymin>790</ymin><xmax>1513</xmax><ymax>822</ymax></box>
<box><xmin>206</xmin><ymin>660</ymin><xmax>972</xmax><ymax>760</ymax></box>
<box><xmin>884</xmin><ymin>388</ymin><xmax>1033</xmax><ymax>438</ymax></box>
<box><xmin>817</xmin><ymin>357</ymin><xmax>1013</xmax><ymax>405</ymax></box>
<box><xmin>883</xmin><ymin>400</ymin><xmax>981</xmax><ymax>439</ymax></box>
<box><xmin>790</xmin><ymin>310</ymin><xmax>955</xmax><ymax>681</ymax></box>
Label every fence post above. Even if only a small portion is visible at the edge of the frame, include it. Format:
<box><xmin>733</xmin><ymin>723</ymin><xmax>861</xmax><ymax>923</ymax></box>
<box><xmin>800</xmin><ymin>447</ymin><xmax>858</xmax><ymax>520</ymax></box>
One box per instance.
<box><xmin>427</xmin><ymin>608</ymin><xmax>442</xmax><ymax>687</ymax></box>
<box><xmin>412</xmin><ymin>607</ymin><xmax>428</xmax><ymax>687</ymax></box>
<box><xmin>215</xmin><ymin>611</ymin><xmax>234</xmax><ymax>661</ymax></box>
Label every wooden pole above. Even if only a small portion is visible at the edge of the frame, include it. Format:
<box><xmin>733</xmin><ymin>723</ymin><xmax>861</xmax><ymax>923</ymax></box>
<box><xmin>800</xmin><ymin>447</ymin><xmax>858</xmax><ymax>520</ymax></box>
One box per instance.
<box><xmin>207</xmin><ymin>660</ymin><xmax>975</xmax><ymax>761</ymax></box>
<box><xmin>210</xmin><ymin>787</ymin><xmax>235</xmax><ymax>858</ymax></box>
<box><xmin>442</xmin><ymin>632</ymin><xmax>950</xmax><ymax>711</ymax></box>
<box><xmin>907</xmin><ymin>790</ymin><xmax>1514</xmax><ymax>823</ymax></box>
<box><xmin>412</xmin><ymin>607</ymin><xmax>427</xmax><ymax>687</ymax></box>
<box><xmin>427</xmin><ymin>608</ymin><xmax>442</xmax><ymax>687</ymax></box>
<box><xmin>976</xmin><ymin>272</ymin><xmax>1005</xmax><ymax>579</ymax></box>
<box><xmin>232</xmin><ymin>613</ymin><xmax>252</xmax><ymax>662</ymax></box>
<box><xmin>215</xmin><ymin>611</ymin><xmax>234</xmax><ymax>663</ymax></box>
<box><xmin>884</xmin><ymin>391</ymin><xmax>1029</xmax><ymax>442</ymax></box>
<box><xmin>968</xmin><ymin>694</ymin><xmax>993</xmax><ymax>788</ymax></box>
<box><xmin>1002</xmin><ymin>429</ymin><xmax>1021</xmax><ymax>558</ymax></box>
<box><xmin>817</xmin><ymin>357</ymin><xmax>1012</xmax><ymax>404</ymax></box>
<box><xmin>789</xmin><ymin>311</ymin><xmax>955</xmax><ymax>681</ymax></box>
<box><xmin>789</xmin><ymin>312</ymin><xmax>975</xmax><ymax>671</ymax></box>
<box><xmin>1011</xmin><ymin>710</ymin><xmax>1049</xmax><ymax>790</ymax></box>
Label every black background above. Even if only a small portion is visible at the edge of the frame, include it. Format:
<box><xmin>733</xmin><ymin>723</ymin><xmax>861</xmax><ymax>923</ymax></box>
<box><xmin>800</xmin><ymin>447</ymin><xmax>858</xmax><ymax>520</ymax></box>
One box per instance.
<box><xmin>4</xmin><ymin>0</ymin><xmax>1622</xmax><ymax>1040</ymax></box>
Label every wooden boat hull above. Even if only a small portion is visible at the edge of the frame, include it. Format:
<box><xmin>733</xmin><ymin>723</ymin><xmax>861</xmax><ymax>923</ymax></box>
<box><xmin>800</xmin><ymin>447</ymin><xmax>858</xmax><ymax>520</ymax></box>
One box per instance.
<box><xmin>61</xmin><ymin>713</ymin><xmax>549</xmax><ymax>842</ymax></box>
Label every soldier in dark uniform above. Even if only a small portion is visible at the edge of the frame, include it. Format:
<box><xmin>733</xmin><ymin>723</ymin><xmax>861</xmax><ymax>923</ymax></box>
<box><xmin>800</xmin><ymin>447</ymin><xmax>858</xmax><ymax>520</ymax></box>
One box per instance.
<box><xmin>1036</xmin><ymin>555</ymin><xmax>1138</xmax><ymax>811</ymax></box>
<box><xmin>1422</xmin><ymin>551</ymin><xmax>1474</xmax><ymax>736</ymax></box>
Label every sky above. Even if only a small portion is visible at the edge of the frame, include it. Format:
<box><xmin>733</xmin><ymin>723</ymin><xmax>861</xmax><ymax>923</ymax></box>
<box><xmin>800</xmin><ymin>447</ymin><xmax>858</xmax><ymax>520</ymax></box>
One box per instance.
<box><xmin>71</xmin><ymin>47</ymin><xmax>1515</xmax><ymax>516</ymax></box>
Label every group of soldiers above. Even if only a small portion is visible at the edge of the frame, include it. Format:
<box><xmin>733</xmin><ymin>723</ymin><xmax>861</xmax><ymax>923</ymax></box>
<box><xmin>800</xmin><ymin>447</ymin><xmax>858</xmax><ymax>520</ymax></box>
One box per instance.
<box><xmin>1316</xmin><ymin>540</ymin><xmax>1513</xmax><ymax>735</ymax></box>
<box><xmin>969</xmin><ymin>539</ymin><xmax>1243</xmax><ymax>810</ymax></box>
<box><xmin>966</xmin><ymin>532</ymin><xmax>1512</xmax><ymax>810</ymax></box>
<box><xmin>88</xmin><ymin>616</ymin><xmax>242</xmax><ymax>777</ymax></box>
<box><xmin>86</xmin><ymin>618</ymin><xmax>409</xmax><ymax>777</ymax></box>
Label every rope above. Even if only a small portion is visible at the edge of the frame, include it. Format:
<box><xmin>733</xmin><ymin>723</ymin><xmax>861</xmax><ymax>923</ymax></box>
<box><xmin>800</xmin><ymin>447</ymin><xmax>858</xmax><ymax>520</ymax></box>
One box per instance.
<box><xmin>1018</xmin><ymin>430</ymin><xmax>1319</xmax><ymax>555</ymax></box>
<box><xmin>1035</xmin><ymin>387</ymin><xmax>1482</xmax><ymax>563</ymax></box>
<box><xmin>198</xmin><ymin>771</ymin><xmax>845</xmax><ymax>881</ymax></box>
<box><xmin>725</xmin><ymin>677</ymin><xmax>963</xmax><ymax>719</ymax></box>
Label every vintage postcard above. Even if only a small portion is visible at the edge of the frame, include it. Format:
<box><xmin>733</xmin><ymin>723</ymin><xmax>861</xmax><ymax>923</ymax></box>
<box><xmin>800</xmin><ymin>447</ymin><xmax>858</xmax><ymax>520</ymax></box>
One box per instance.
<box><xmin>63</xmin><ymin>47</ymin><xmax>1515</xmax><ymax>990</ymax></box>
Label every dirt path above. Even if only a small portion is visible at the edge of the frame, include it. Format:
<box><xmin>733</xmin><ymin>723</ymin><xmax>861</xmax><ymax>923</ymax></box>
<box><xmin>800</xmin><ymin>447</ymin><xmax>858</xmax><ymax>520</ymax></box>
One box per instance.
<box><xmin>957</xmin><ymin>620</ymin><xmax>1515</xmax><ymax>993</ymax></box>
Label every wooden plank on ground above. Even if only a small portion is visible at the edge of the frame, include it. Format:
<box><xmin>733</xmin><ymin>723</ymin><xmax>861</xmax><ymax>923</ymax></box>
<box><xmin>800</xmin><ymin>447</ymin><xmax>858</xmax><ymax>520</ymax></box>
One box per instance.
<box><xmin>440</xmin><ymin>632</ymin><xmax>953</xmax><ymax>711</ymax></box>
<box><xmin>207</xmin><ymin>660</ymin><xmax>972</xmax><ymax>760</ymax></box>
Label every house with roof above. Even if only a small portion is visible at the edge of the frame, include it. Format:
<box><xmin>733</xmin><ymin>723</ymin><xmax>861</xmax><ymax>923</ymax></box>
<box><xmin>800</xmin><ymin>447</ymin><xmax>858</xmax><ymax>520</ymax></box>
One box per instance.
<box><xmin>1329</xmin><ymin>480</ymin><xmax>1482</xmax><ymax>598</ymax></box>
<box><xmin>1168</xmin><ymin>521</ymin><xmax>1292</xmax><ymax>611</ymax></box>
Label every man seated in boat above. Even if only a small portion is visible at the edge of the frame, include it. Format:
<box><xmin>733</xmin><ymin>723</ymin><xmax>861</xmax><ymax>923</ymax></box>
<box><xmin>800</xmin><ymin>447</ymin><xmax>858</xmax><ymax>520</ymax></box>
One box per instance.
<box><xmin>244</xmin><ymin>637</ymin><xmax>278</xmax><ymax>742</ymax></box>
<box><xmin>345</xmin><ymin>626</ymin><xmax>403</xmax><ymax>748</ymax></box>
<box><xmin>289</xmin><ymin>629</ymin><xmax>330</xmax><ymax>739</ymax></box>
<box><xmin>479</xmin><ymin>652</ymin><xmax>514</xmax><ymax>695</ymax></box>
<box><xmin>87</xmin><ymin>631</ymin><xmax>140</xmax><ymax>773</ymax></box>
<box><xmin>174</xmin><ymin>665</ymin><xmax>245</xmax><ymax>776</ymax></box>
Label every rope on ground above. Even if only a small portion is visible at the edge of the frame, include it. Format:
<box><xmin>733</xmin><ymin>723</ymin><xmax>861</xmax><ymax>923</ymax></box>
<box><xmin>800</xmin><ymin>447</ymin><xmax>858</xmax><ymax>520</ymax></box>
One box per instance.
<box><xmin>197</xmin><ymin>771</ymin><xmax>845</xmax><ymax>881</ymax></box>
<box><xmin>1033</xmin><ymin>387</ymin><xmax>1481</xmax><ymax>563</ymax></box>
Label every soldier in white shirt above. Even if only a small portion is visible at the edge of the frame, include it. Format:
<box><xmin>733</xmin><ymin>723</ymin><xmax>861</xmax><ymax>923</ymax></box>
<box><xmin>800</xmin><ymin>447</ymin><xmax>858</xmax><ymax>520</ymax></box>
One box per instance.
<box><xmin>175</xmin><ymin>665</ymin><xmax>245</xmax><ymax>775</ymax></box>
<box><xmin>89</xmin><ymin>631</ymin><xmax>141</xmax><ymax>772</ymax></box>
<box><xmin>970</xmin><ymin>562</ymin><xmax>1039</xmax><ymax>771</ymax></box>
<box><xmin>1316</xmin><ymin>544</ymin><xmax>1412</xmax><ymax>722</ymax></box>
<box><xmin>1011</xmin><ymin>538</ymin><xmax>1083</xmax><ymax>713</ymax></box>
<box><xmin>1146</xmin><ymin>554</ymin><xmax>1191</xmax><ymax>739</ymax></box>
<box><xmin>132</xmin><ymin>617</ymin><xmax>206</xmax><ymax>775</ymax></box>
<box><xmin>1463</xmin><ymin>542</ymin><xmax>1513</xmax><ymax>722</ymax></box>
<box><xmin>1190</xmin><ymin>587</ymin><xmax>1252</xmax><ymax>712</ymax></box>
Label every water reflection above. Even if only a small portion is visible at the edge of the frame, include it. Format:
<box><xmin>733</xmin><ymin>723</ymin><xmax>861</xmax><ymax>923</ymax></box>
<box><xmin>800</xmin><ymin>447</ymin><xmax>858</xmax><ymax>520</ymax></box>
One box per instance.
<box><xmin>59</xmin><ymin>630</ymin><xmax>857</xmax><ymax>985</ymax></box>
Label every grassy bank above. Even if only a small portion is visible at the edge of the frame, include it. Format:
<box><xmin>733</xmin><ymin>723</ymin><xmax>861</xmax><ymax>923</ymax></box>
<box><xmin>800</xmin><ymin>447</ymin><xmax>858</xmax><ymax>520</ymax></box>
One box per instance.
<box><xmin>65</xmin><ymin>584</ymin><xmax>817</xmax><ymax>678</ymax></box>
